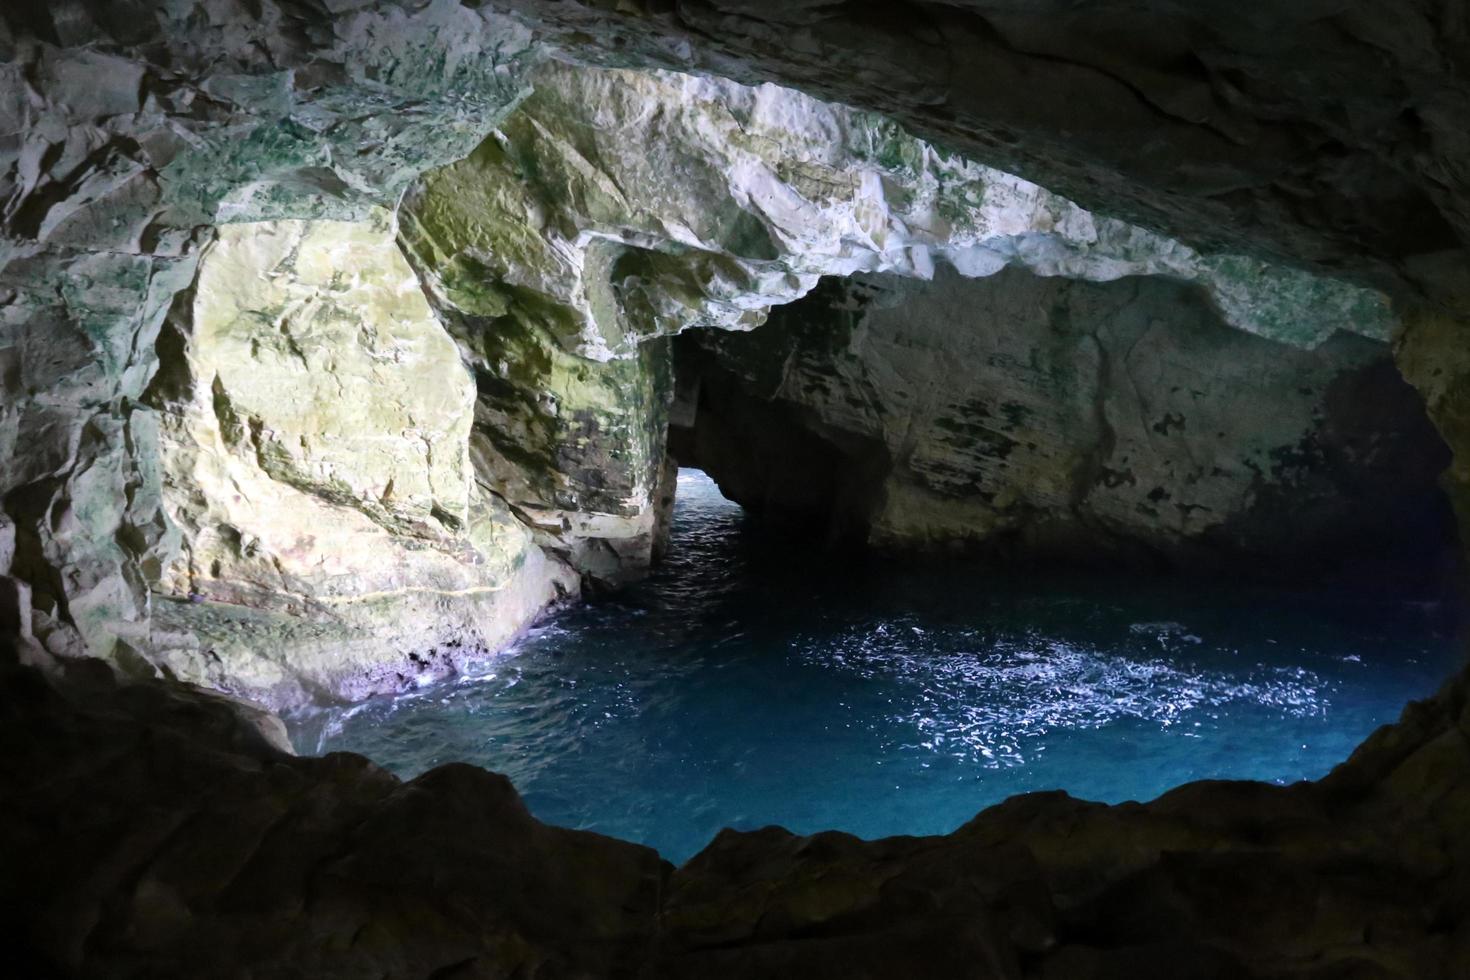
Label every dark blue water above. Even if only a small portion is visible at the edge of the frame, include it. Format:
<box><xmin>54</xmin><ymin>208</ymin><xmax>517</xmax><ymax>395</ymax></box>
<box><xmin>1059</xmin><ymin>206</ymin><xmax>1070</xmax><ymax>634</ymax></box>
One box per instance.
<box><xmin>293</xmin><ymin>470</ymin><xmax>1464</xmax><ymax>864</ymax></box>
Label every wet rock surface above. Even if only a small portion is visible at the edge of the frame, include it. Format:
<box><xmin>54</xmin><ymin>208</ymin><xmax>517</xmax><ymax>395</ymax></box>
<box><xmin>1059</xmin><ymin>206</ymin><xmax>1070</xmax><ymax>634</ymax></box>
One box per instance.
<box><xmin>4</xmin><ymin>654</ymin><xmax>1469</xmax><ymax>978</ymax></box>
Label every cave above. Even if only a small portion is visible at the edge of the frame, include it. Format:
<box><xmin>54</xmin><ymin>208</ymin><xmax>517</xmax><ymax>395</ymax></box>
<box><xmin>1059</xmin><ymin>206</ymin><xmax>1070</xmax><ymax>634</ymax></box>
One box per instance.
<box><xmin>669</xmin><ymin>267</ymin><xmax>1462</xmax><ymax>585</ymax></box>
<box><xmin>5</xmin><ymin>3</ymin><xmax>1470</xmax><ymax>978</ymax></box>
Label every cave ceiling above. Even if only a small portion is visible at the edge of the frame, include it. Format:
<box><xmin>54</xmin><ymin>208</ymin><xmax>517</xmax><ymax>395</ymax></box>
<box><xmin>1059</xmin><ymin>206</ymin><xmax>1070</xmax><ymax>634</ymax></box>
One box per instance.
<box><xmin>488</xmin><ymin>0</ymin><xmax>1470</xmax><ymax>312</ymax></box>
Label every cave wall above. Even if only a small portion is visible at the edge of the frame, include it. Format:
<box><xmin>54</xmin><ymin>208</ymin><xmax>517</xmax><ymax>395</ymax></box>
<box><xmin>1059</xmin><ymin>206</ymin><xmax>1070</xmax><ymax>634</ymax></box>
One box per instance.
<box><xmin>674</xmin><ymin>267</ymin><xmax>1456</xmax><ymax>579</ymax></box>
<box><xmin>140</xmin><ymin>210</ymin><xmax>574</xmax><ymax>708</ymax></box>
<box><xmin>400</xmin><ymin>59</ymin><xmax>1396</xmax><ymax>356</ymax></box>
<box><xmin>2</xmin><ymin>7</ymin><xmax>1470</xmax><ymax>972</ymax></box>
<box><xmin>1</xmin><ymin>2</ymin><xmax>1467</xmax><ymax>699</ymax></box>
<box><xmin>0</xmin><ymin>1</ymin><xmax>539</xmax><ymax>675</ymax></box>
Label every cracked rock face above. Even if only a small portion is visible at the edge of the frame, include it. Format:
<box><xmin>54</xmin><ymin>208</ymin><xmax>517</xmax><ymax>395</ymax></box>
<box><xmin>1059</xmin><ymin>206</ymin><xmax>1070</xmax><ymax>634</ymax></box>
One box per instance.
<box><xmin>672</xmin><ymin>266</ymin><xmax>1455</xmax><ymax>576</ymax></box>
<box><xmin>406</xmin><ymin>59</ymin><xmax>1395</xmax><ymax>357</ymax></box>
<box><xmin>0</xmin><ymin>0</ymin><xmax>540</xmax><ymax>675</ymax></box>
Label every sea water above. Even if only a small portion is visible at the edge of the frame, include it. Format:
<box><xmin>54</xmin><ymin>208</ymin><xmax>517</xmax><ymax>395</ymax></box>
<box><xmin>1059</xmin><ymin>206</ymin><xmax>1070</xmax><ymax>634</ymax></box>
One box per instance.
<box><xmin>292</xmin><ymin>470</ymin><xmax>1463</xmax><ymax>863</ymax></box>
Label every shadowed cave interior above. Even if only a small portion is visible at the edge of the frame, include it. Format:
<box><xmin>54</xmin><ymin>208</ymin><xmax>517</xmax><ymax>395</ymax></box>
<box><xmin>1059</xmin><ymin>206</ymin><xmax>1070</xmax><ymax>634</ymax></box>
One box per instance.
<box><xmin>6</xmin><ymin>3</ymin><xmax>1470</xmax><ymax>978</ymax></box>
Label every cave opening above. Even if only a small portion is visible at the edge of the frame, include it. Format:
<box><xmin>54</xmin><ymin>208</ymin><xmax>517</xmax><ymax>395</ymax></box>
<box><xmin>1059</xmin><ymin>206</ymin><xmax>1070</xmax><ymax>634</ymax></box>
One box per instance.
<box><xmin>666</xmin><ymin>266</ymin><xmax>1466</xmax><ymax>594</ymax></box>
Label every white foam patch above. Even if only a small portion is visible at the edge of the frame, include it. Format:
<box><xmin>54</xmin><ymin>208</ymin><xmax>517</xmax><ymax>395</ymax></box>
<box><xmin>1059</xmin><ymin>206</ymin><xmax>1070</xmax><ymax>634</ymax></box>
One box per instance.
<box><xmin>799</xmin><ymin>618</ymin><xmax>1332</xmax><ymax>768</ymax></box>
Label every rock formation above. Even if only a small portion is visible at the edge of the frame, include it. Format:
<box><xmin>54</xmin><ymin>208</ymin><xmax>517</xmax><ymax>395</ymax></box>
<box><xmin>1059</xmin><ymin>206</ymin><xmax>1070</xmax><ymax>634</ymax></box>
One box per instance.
<box><xmin>1</xmin><ymin>0</ymin><xmax>540</xmax><ymax>689</ymax></box>
<box><xmin>488</xmin><ymin>1</ymin><xmax>1470</xmax><ymax>313</ymax></box>
<box><xmin>7</xmin><ymin>20</ymin><xmax>1421</xmax><ymax>697</ymax></box>
<box><xmin>672</xmin><ymin>266</ymin><xmax>1455</xmax><ymax>578</ymax></box>
<box><xmin>143</xmin><ymin>208</ymin><xmax>574</xmax><ymax>708</ymax></box>
<box><xmin>403</xmin><ymin>60</ymin><xmax>1396</xmax><ymax>356</ymax></box>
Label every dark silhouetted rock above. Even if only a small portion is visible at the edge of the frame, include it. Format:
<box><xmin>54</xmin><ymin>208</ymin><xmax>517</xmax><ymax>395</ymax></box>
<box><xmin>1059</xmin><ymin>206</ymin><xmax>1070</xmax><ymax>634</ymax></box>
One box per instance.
<box><xmin>3</xmin><ymin>655</ymin><xmax>1467</xmax><ymax>978</ymax></box>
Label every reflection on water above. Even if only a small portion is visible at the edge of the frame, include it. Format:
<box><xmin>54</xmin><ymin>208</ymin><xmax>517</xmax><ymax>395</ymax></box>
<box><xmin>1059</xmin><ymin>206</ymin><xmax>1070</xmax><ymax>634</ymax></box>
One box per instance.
<box><xmin>292</xmin><ymin>470</ymin><xmax>1464</xmax><ymax>864</ymax></box>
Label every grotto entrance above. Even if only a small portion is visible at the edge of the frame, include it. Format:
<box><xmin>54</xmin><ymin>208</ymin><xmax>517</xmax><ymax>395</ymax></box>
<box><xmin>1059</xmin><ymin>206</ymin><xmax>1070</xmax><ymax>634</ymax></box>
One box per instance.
<box><xmin>666</xmin><ymin>267</ymin><xmax>1464</xmax><ymax>593</ymax></box>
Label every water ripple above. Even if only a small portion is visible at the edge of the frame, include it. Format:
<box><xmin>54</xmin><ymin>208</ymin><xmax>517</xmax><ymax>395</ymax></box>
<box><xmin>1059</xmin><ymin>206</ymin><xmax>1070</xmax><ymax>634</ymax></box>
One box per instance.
<box><xmin>795</xmin><ymin>619</ymin><xmax>1332</xmax><ymax>768</ymax></box>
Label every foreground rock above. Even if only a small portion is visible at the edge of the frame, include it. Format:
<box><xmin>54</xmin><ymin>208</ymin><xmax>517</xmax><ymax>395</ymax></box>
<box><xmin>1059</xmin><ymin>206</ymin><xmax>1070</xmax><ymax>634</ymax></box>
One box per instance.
<box><xmin>672</xmin><ymin>267</ymin><xmax>1455</xmax><ymax>577</ymax></box>
<box><xmin>5</xmin><ymin>652</ymin><xmax>1468</xmax><ymax>978</ymax></box>
<box><xmin>0</xmin><ymin>657</ymin><xmax>667</xmax><ymax>979</ymax></box>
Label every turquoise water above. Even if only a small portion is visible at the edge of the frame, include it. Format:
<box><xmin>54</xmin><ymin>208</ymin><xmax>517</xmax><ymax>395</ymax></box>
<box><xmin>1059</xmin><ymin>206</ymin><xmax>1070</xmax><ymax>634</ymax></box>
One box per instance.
<box><xmin>293</xmin><ymin>470</ymin><xmax>1464</xmax><ymax>864</ymax></box>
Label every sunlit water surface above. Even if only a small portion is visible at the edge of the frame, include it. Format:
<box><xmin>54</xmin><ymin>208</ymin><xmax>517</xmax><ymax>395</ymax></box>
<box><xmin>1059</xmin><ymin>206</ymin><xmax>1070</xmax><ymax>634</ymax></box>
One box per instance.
<box><xmin>292</xmin><ymin>470</ymin><xmax>1463</xmax><ymax>863</ymax></box>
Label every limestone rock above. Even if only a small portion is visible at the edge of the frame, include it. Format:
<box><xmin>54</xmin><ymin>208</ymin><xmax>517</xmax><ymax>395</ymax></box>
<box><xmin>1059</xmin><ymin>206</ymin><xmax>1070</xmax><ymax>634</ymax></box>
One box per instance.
<box><xmin>406</xmin><ymin>60</ymin><xmax>1394</xmax><ymax>358</ymax></box>
<box><xmin>3</xmin><ymin>1</ymin><xmax>536</xmax><ymax>237</ymax></box>
<box><xmin>0</xmin><ymin>5</ymin><xmax>1459</xmax><ymax>698</ymax></box>
<box><xmin>395</xmin><ymin>57</ymin><xmax>1404</xmax><ymax>586</ymax></box>
<box><xmin>143</xmin><ymin>210</ymin><xmax>575</xmax><ymax>708</ymax></box>
<box><xmin>487</xmin><ymin>0</ymin><xmax>1470</xmax><ymax>312</ymax></box>
<box><xmin>0</xmin><ymin>0</ymin><xmax>541</xmax><ymax>671</ymax></box>
<box><xmin>672</xmin><ymin>267</ymin><xmax>1453</xmax><ymax>576</ymax></box>
<box><xmin>434</xmin><ymin>294</ymin><xmax>674</xmax><ymax>588</ymax></box>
